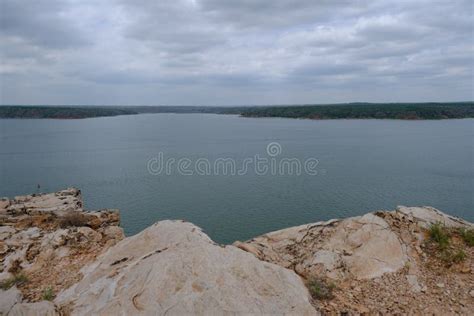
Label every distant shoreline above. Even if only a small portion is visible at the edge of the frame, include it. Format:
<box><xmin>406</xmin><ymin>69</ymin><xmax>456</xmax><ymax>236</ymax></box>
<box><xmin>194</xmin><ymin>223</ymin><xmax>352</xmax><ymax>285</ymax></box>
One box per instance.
<box><xmin>1</xmin><ymin>102</ymin><xmax>473</xmax><ymax>120</ymax></box>
<box><xmin>0</xmin><ymin>106</ymin><xmax>138</xmax><ymax>119</ymax></box>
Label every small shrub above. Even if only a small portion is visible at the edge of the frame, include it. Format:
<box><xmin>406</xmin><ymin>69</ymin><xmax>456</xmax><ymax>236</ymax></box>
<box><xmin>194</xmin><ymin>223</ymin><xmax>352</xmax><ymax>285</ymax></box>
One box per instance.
<box><xmin>307</xmin><ymin>277</ymin><xmax>335</xmax><ymax>300</ymax></box>
<box><xmin>451</xmin><ymin>249</ymin><xmax>466</xmax><ymax>263</ymax></box>
<box><xmin>439</xmin><ymin>248</ymin><xmax>466</xmax><ymax>265</ymax></box>
<box><xmin>458</xmin><ymin>228</ymin><xmax>474</xmax><ymax>247</ymax></box>
<box><xmin>426</xmin><ymin>223</ymin><xmax>469</xmax><ymax>266</ymax></box>
<box><xmin>0</xmin><ymin>273</ymin><xmax>28</xmax><ymax>290</ymax></box>
<box><xmin>428</xmin><ymin>222</ymin><xmax>450</xmax><ymax>250</ymax></box>
<box><xmin>59</xmin><ymin>212</ymin><xmax>89</xmax><ymax>228</ymax></box>
<box><xmin>42</xmin><ymin>286</ymin><xmax>55</xmax><ymax>301</ymax></box>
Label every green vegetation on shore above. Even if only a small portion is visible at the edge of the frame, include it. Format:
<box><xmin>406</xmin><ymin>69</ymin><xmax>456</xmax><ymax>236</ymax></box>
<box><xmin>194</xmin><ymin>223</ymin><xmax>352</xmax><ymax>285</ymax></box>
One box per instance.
<box><xmin>427</xmin><ymin>222</ymin><xmax>472</xmax><ymax>265</ymax></box>
<box><xmin>1</xmin><ymin>102</ymin><xmax>473</xmax><ymax>120</ymax></box>
<box><xmin>0</xmin><ymin>106</ymin><xmax>138</xmax><ymax>119</ymax></box>
<box><xmin>239</xmin><ymin>102</ymin><xmax>474</xmax><ymax>120</ymax></box>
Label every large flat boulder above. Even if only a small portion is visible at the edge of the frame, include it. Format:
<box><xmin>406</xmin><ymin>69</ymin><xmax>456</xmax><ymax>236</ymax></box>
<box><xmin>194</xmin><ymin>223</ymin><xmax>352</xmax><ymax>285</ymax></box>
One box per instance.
<box><xmin>234</xmin><ymin>207</ymin><xmax>472</xmax><ymax>281</ymax></box>
<box><xmin>235</xmin><ymin>207</ymin><xmax>474</xmax><ymax>314</ymax></box>
<box><xmin>396</xmin><ymin>206</ymin><xmax>471</xmax><ymax>228</ymax></box>
<box><xmin>56</xmin><ymin>220</ymin><xmax>316</xmax><ymax>315</ymax></box>
<box><xmin>7</xmin><ymin>188</ymin><xmax>83</xmax><ymax>216</ymax></box>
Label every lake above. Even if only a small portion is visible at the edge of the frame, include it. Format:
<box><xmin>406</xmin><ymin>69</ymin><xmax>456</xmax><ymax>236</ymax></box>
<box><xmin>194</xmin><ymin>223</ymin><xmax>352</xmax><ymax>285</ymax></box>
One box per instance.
<box><xmin>0</xmin><ymin>114</ymin><xmax>472</xmax><ymax>243</ymax></box>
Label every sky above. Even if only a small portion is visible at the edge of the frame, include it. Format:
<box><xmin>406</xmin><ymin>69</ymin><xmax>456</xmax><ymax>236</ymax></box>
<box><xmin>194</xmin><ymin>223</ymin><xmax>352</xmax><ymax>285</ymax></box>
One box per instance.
<box><xmin>0</xmin><ymin>0</ymin><xmax>473</xmax><ymax>106</ymax></box>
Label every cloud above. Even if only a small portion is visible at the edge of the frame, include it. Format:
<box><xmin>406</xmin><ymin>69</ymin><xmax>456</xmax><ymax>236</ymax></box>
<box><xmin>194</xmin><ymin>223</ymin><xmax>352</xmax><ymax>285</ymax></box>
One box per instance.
<box><xmin>0</xmin><ymin>0</ymin><xmax>89</xmax><ymax>49</ymax></box>
<box><xmin>0</xmin><ymin>0</ymin><xmax>472</xmax><ymax>105</ymax></box>
<box><xmin>198</xmin><ymin>0</ymin><xmax>367</xmax><ymax>29</ymax></box>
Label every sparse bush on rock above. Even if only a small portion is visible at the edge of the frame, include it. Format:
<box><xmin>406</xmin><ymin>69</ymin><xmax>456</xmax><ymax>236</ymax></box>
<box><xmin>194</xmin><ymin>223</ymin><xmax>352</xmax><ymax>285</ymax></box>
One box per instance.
<box><xmin>59</xmin><ymin>212</ymin><xmax>90</xmax><ymax>228</ymax></box>
<box><xmin>0</xmin><ymin>273</ymin><xmax>29</xmax><ymax>290</ymax></box>
<box><xmin>306</xmin><ymin>277</ymin><xmax>336</xmax><ymax>300</ymax></box>
<box><xmin>427</xmin><ymin>222</ymin><xmax>469</xmax><ymax>265</ymax></box>
<box><xmin>428</xmin><ymin>222</ymin><xmax>450</xmax><ymax>250</ymax></box>
<box><xmin>41</xmin><ymin>287</ymin><xmax>55</xmax><ymax>301</ymax></box>
<box><xmin>459</xmin><ymin>228</ymin><xmax>474</xmax><ymax>247</ymax></box>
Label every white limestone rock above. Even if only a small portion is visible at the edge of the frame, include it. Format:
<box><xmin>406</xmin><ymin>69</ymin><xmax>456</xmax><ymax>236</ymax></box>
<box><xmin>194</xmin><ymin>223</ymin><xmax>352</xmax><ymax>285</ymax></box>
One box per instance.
<box><xmin>101</xmin><ymin>225</ymin><xmax>124</xmax><ymax>241</ymax></box>
<box><xmin>0</xmin><ymin>287</ymin><xmax>22</xmax><ymax>315</ymax></box>
<box><xmin>235</xmin><ymin>207</ymin><xmax>472</xmax><ymax>281</ymax></box>
<box><xmin>396</xmin><ymin>206</ymin><xmax>472</xmax><ymax>228</ymax></box>
<box><xmin>0</xmin><ymin>200</ymin><xmax>10</xmax><ymax>211</ymax></box>
<box><xmin>0</xmin><ymin>188</ymin><xmax>124</xmax><ymax>303</ymax></box>
<box><xmin>0</xmin><ymin>227</ymin><xmax>16</xmax><ymax>241</ymax></box>
<box><xmin>56</xmin><ymin>220</ymin><xmax>316</xmax><ymax>315</ymax></box>
<box><xmin>8</xmin><ymin>301</ymin><xmax>58</xmax><ymax>316</ymax></box>
<box><xmin>7</xmin><ymin>188</ymin><xmax>83</xmax><ymax>216</ymax></box>
<box><xmin>77</xmin><ymin>227</ymin><xmax>102</xmax><ymax>243</ymax></box>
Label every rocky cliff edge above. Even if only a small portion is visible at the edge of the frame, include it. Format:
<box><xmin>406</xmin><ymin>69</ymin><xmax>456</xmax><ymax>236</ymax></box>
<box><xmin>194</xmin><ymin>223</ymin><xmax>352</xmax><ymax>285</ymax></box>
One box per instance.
<box><xmin>0</xmin><ymin>189</ymin><xmax>472</xmax><ymax>315</ymax></box>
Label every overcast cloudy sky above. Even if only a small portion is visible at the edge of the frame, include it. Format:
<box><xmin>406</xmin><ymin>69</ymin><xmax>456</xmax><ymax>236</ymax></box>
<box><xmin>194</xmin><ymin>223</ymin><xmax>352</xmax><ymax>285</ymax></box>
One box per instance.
<box><xmin>0</xmin><ymin>0</ymin><xmax>473</xmax><ymax>105</ymax></box>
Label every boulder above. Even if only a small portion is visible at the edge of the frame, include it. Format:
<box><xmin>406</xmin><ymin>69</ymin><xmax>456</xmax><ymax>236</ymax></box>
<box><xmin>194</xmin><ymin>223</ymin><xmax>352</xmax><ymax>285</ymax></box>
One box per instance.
<box><xmin>0</xmin><ymin>188</ymin><xmax>124</xmax><ymax>302</ymax></box>
<box><xmin>8</xmin><ymin>301</ymin><xmax>58</xmax><ymax>316</ymax></box>
<box><xmin>321</xmin><ymin>213</ymin><xmax>407</xmax><ymax>279</ymax></box>
<box><xmin>0</xmin><ymin>227</ymin><xmax>16</xmax><ymax>241</ymax></box>
<box><xmin>56</xmin><ymin>220</ymin><xmax>316</xmax><ymax>315</ymax></box>
<box><xmin>0</xmin><ymin>200</ymin><xmax>9</xmax><ymax>211</ymax></box>
<box><xmin>101</xmin><ymin>226</ymin><xmax>124</xmax><ymax>241</ymax></box>
<box><xmin>235</xmin><ymin>207</ymin><xmax>472</xmax><ymax>281</ymax></box>
<box><xmin>7</xmin><ymin>188</ymin><xmax>83</xmax><ymax>217</ymax></box>
<box><xmin>396</xmin><ymin>206</ymin><xmax>471</xmax><ymax>228</ymax></box>
<box><xmin>89</xmin><ymin>210</ymin><xmax>120</xmax><ymax>227</ymax></box>
<box><xmin>0</xmin><ymin>286</ymin><xmax>22</xmax><ymax>315</ymax></box>
<box><xmin>77</xmin><ymin>227</ymin><xmax>102</xmax><ymax>243</ymax></box>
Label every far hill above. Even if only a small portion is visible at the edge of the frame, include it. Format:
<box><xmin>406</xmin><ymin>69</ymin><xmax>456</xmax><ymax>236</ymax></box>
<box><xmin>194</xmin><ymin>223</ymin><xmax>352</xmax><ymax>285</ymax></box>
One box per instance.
<box><xmin>0</xmin><ymin>106</ymin><xmax>138</xmax><ymax>119</ymax></box>
<box><xmin>1</xmin><ymin>102</ymin><xmax>473</xmax><ymax>120</ymax></box>
<box><xmin>239</xmin><ymin>102</ymin><xmax>474</xmax><ymax>120</ymax></box>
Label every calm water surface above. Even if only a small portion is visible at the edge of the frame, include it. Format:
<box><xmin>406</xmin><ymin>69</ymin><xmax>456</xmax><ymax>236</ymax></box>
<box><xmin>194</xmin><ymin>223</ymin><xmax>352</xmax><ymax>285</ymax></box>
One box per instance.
<box><xmin>0</xmin><ymin>114</ymin><xmax>472</xmax><ymax>243</ymax></box>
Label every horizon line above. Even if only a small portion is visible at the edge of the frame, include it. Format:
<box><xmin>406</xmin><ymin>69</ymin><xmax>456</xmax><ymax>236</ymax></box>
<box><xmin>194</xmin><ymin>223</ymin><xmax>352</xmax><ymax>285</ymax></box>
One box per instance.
<box><xmin>1</xmin><ymin>101</ymin><xmax>473</xmax><ymax>108</ymax></box>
